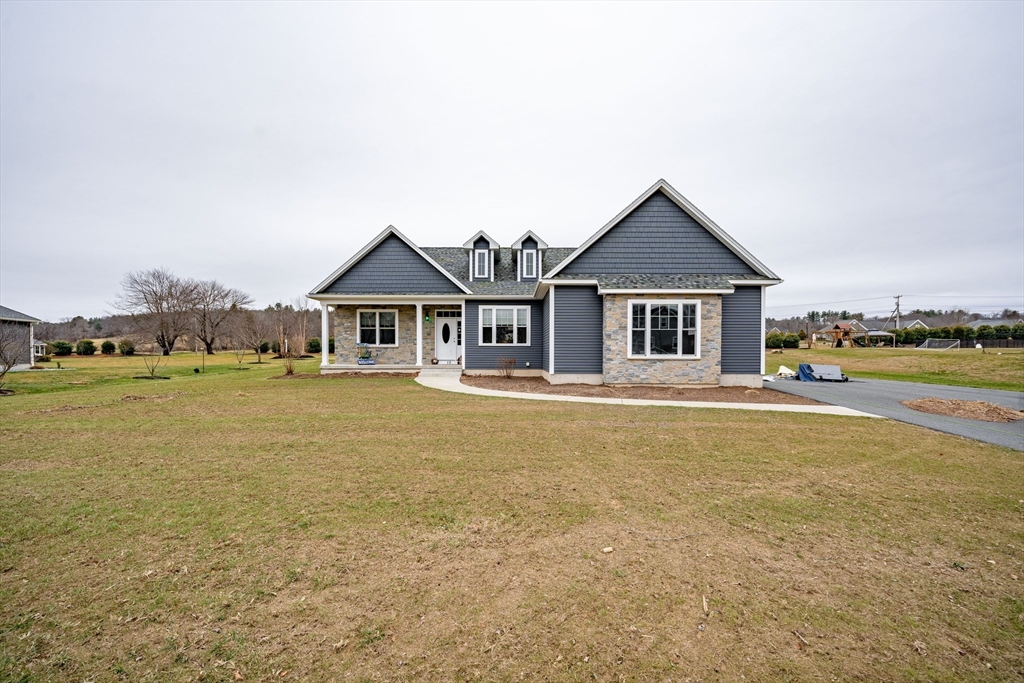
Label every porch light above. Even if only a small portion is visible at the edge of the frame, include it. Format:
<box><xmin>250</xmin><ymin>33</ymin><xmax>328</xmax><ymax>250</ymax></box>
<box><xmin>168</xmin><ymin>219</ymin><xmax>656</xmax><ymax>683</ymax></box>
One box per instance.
<box><xmin>424</xmin><ymin>312</ymin><xmax>431</xmax><ymax>323</ymax></box>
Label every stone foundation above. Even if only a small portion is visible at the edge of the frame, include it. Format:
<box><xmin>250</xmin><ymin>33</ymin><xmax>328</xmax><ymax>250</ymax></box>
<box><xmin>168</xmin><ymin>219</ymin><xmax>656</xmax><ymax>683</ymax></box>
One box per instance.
<box><xmin>602</xmin><ymin>294</ymin><xmax>722</xmax><ymax>385</ymax></box>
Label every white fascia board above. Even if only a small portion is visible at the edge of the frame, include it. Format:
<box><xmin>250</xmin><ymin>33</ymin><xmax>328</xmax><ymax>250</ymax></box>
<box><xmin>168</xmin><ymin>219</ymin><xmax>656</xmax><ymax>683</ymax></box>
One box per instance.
<box><xmin>543</xmin><ymin>179</ymin><xmax>780</xmax><ymax>280</ymax></box>
<box><xmin>462</xmin><ymin>230</ymin><xmax>500</xmax><ymax>250</ymax></box>
<box><xmin>308</xmin><ymin>294</ymin><xmax>468</xmax><ymax>304</ymax></box>
<box><xmin>511</xmin><ymin>230</ymin><xmax>549</xmax><ymax>251</ymax></box>
<box><xmin>599</xmin><ymin>288</ymin><xmax>735</xmax><ymax>295</ymax></box>
<box><xmin>728</xmin><ymin>279</ymin><xmax>783</xmax><ymax>287</ymax></box>
<box><xmin>309</xmin><ymin>225</ymin><xmax>472</xmax><ymax>296</ymax></box>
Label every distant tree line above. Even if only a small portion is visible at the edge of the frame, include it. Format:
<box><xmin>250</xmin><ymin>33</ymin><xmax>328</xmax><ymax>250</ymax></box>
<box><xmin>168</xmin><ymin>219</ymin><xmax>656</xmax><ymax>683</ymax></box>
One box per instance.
<box><xmin>38</xmin><ymin>268</ymin><xmax>325</xmax><ymax>360</ymax></box>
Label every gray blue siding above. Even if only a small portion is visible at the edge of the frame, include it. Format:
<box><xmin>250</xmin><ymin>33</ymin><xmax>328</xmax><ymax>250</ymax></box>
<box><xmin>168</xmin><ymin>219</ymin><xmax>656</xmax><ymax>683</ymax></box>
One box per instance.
<box><xmin>324</xmin><ymin>234</ymin><xmax>464</xmax><ymax>295</ymax></box>
<box><xmin>464</xmin><ymin>300</ymin><xmax>544</xmax><ymax>370</ymax></box>
<box><xmin>553</xmin><ymin>285</ymin><xmax>603</xmax><ymax>374</ymax></box>
<box><xmin>559</xmin><ymin>191</ymin><xmax>756</xmax><ymax>276</ymax></box>
<box><xmin>542</xmin><ymin>290</ymin><xmax>550</xmax><ymax>371</ymax></box>
<box><xmin>721</xmin><ymin>286</ymin><xmax>763</xmax><ymax>374</ymax></box>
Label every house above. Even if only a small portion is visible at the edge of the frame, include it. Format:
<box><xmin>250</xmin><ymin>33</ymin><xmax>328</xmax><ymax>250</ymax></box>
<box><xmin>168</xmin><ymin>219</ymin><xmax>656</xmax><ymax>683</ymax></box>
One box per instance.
<box><xmin>0</xmin><ymin>304</ymin><xmax>41</xmax><ymax>371</ymax></box>
<box><xmin>307</xmin><ymin>179</ymin><xmax>781</xmax><ymax>387</ymax></box>
<box><xmin>766</xmin><ymin>326</ymin><xmax>782</xmax><ymax>335</ymax></box>
<box><xmin>862</xmin><ymin>318</ymin><xmax>928</xmax><ymax>331</ymax></box>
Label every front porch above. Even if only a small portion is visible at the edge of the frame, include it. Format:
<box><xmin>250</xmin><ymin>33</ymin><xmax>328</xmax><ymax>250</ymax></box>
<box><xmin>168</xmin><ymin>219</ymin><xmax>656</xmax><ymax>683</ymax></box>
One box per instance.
<box><xmin>316</xmin><ymin>298</ymin><xmax>466</xmax><ymax>373</ymax></box>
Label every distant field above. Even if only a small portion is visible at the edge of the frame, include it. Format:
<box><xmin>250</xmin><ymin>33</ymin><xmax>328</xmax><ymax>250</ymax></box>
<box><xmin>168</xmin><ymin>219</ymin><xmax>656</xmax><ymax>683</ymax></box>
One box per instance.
<box><xmin>1</xmin><ymin>353</ymin><xmax>1022</xmax><ymax>682</ymax></box>
<box><xmin>766</xmin><ymin>347</ymin><xmax>1024</xmax><ymax>392</ymax></box>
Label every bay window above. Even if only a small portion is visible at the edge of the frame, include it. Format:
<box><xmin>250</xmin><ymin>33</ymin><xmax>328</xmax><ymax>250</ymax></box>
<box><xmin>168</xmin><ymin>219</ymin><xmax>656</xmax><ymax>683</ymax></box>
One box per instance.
<box><xmin>480</xmin><ymin>306</ymin><xmax>530</xmax><ymax>345</ymax></box>
<box><xmin>358</xmin><ymin>310</ymin><xmax>398</xmax><ymax>346</ymax></box>
<box><xmin>628</xmin><ymin>300</ymin><xmax>699</xmax><ymax>358</ymax></box>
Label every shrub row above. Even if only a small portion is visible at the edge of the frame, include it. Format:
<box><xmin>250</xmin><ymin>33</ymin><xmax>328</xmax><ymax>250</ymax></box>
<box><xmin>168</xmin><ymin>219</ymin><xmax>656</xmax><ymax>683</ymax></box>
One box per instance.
<box><xmin>765</xmin><ymin>333</ymin><xmax>800</xmax><ymax>349</ymax></box>
<box><xmin>892</xmin><ymin>323</ymin><xmax>1024</xmax><ymax>344</ymax></box>
<box><xmin>305</xmin><ymin>338</ymin><xmax>335</xmax><ymax>353</ymax></box>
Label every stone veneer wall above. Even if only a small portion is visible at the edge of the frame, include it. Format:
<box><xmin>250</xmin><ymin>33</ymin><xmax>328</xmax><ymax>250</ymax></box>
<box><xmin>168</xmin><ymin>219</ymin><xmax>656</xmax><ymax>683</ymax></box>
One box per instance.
<box><xmin>602</xmin><ymin>294</ymin><xmax>722</xmax><ymax>385</ymax></box>
<box><xmin>333</xmin><ymin>305</ymin><xmax>417</xmax><ymax>365</ymax></box>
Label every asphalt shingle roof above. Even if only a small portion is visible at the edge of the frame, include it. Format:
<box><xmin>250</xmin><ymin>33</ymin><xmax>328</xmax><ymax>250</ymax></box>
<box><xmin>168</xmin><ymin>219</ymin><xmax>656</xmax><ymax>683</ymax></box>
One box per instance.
<box><xmin>0</xmin><ymin>305</ymin><xmax>40</xmax><ymax>323</ymax></box>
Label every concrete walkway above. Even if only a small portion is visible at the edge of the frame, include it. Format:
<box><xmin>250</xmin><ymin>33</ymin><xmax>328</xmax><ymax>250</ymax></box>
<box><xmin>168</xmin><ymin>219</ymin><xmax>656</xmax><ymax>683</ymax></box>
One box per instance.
<box><xmin>769</xmin><ymin>377</ymin><xmax>1024</xmax><ymax>451</ymax></box>
<box><xmin>414</xmin><ymin>372</ymin><xmax>880</xmax><ymax>418</ymax></box>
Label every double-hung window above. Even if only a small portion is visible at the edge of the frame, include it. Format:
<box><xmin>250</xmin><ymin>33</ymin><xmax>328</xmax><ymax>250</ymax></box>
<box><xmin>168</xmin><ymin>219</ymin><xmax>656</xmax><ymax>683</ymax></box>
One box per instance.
<box><xmin>522</xmin><ymin>250</ymin><xmax>537</xmax><ymax>279</ymax></box>
<box><xmin>474</xmin><ymin>250</ymin><xmax>489</xmax><ymax>279</ymax></box>
<box><xmin>628</xmin><ymin>300</ymin><xmax>699</xmax><ymax>358</ymax></box>
<box><xmin>358</xmin><ymin>310</ymin><xmax>398</xmax><ymax>346</ymax></box>
<box><xmin>480</xmin><ymin>306</ymin><xmax>529</xmax><ymax>345</ymax></box>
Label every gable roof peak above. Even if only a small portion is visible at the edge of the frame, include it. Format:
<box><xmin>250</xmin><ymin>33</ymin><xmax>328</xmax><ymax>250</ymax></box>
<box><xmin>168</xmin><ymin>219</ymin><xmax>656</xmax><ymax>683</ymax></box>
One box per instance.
<box><xmin>463</xmin><ymin>230</ymin><xmax>500</xmax><ymax>250</ymax></box>
<box><xmin>309</xmin><ymin>224</ymin><xmax>472</xmax><ymax>296</ymax></box>
<box><xmin>543</xmin><ymin>178</ymin><xmax>780</xmax><ymax>280</ymax></box>
<box><xmin>511</xmin><ymin>230</ymin><xmax>548</xmax><ymax>250</ymax></box>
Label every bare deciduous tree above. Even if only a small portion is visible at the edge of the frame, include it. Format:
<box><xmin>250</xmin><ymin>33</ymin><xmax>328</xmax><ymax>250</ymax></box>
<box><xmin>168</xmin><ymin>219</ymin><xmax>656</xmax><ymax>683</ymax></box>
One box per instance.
<box><xmin>230</xmin><ymin>309</ymin><xmax>273</xmax><ymax>364</ymax></box>
<box><xmin>115</xmin><ymin>268</ymin><xmax>198</xmax><ymax>356</ymax></box>
<box><xmin>0</xmin><ymin>323</ymin><xmax>30</xmax><ymax>392</ymax></box>
<box><xmin>193</xmin><ymin>280</ymin><xmax>254</xmax><ymax>354</ymax></box>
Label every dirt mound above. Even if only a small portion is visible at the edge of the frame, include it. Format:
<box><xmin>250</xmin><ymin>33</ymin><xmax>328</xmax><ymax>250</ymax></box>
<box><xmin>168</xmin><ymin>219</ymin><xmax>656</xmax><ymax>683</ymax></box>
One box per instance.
<box><xmin>901</xmin><ymin>398</ymin><xmax>1024</xmax><ymax>422</ymax></box>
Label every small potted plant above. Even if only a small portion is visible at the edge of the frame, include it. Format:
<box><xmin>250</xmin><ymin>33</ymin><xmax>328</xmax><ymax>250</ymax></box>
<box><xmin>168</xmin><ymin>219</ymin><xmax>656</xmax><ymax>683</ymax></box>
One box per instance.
<box><xmin>356</xmin><ymin>343</ymin><xmax>376</xmax><ymax>365</ymax></box>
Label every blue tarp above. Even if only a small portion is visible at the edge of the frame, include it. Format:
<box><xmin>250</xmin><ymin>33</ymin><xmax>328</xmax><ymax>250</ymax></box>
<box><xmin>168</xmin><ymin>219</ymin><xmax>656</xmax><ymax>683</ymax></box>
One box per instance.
<box><xmin>797</xmin><ymin>364</ymin><xmax>817</xmax><ymax>382</ymax></box>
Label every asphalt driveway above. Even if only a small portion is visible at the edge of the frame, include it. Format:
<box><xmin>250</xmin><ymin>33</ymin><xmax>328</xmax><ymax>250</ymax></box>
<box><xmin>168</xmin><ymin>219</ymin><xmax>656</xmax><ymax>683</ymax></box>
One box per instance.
<box><xmin>768</xmin><ymin>377</ymin><xmax>1024</xmax><ymax>450</ymax></box>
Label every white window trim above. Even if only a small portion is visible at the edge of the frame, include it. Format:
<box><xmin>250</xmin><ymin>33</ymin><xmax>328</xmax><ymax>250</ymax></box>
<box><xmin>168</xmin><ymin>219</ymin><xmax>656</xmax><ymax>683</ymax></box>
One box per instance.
<box><xmin>478</xmin><ymin>306</ymin><xmax>531</xmax><ymax>346</ymax></box>
<box><xmin>474</xmin><ymin>249</ymin><xmax>488</xmax><ymax>279</ymax></box>
<box><xmin>356</xmin><ymin>308</ymin><xmax>399</xmax><ymax>347</ymax></box>
<box><xmin>522</xmin><ymin>250</ymin><xmax>537</xmax><ymax>279</ymax></box>
<box><xmin>626</xmin><ymin>299</ymin><xmax>701</xmax><ymax>359</ymax></box>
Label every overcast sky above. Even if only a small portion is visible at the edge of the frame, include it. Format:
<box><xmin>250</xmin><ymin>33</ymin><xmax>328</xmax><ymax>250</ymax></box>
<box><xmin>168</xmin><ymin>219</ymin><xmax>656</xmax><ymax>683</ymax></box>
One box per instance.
<box><xmin>2</xmin><ymin>1</ymin><xmax>1022</xmax><ymax>322</ymax></box>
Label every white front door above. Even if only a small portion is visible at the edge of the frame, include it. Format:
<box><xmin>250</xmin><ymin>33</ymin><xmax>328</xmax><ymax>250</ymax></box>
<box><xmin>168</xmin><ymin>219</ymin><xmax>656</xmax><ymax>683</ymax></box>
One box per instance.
<box><xmin>435</xmin><ymin>315</ymin><xmax>462</xmax><ymax>363</ymax></box>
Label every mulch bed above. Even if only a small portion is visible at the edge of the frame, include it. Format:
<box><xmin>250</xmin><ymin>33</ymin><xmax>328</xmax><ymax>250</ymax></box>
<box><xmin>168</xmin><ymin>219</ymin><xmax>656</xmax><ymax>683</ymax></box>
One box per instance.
<box><xmin>270</xmin><ymin>372</ymin><xmax>419</xmax><ymax>380</ymax></box>
<box><xmin>901</xmin><ymin>398</ymin><xmax>1024</xmax><ymax>422</ymax></box>
<box><xmin>461</xmin><ymin>376</ymin><xmax>821</xmax><ymax>405</ymax></box>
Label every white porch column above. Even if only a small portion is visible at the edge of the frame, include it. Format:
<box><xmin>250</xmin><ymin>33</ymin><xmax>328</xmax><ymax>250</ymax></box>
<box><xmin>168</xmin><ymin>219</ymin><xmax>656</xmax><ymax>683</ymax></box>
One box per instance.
<box><xmin>320</xmin><ymin>302</ymin><xmax>329</xmax><ymax>366</ymax></box>
<box><xmin>416</xmin><ymin>303</ymin><xmax>423</xmax><ymax>366</ymax></box>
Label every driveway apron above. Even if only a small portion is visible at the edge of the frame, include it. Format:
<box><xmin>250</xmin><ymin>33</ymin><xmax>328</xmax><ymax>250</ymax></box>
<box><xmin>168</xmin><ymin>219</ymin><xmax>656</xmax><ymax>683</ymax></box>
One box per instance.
<box><xmin>769</xmin><ymin>377</ymin><xmax>1024</xmax><ymax>450</ymax></box>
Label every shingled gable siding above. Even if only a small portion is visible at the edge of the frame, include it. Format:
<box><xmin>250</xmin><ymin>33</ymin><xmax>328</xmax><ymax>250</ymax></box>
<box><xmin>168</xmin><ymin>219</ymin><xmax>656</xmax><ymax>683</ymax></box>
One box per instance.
<box><xmin>721</xmin><ymin>286</ymin><xmax>762</xmax><ymax>374</ymax></box>
<box><xmin>323</xmin><ymin>234</ymin><xmax>463</xmax><ymax>294</ymax></box>
<box><xmin>553</xmin><ymin>285</ymin><xmax>603</xmax><ymax>374</ymax></box>
<box><xmin>559</xmin><ymin>191</ymin><xmax>756</xmax><ymax>275</ymax></box>
<box><xmin>464</xmin><ymin>300</ymin><xmax>543</xmax><ymax>371</ymax></box>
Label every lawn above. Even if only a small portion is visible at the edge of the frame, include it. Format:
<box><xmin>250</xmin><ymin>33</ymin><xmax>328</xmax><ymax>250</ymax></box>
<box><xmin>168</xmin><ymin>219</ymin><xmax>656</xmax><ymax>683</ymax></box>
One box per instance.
<box><xmin>765</xmin><ymin>347</ymin><xmax>1024</xmax><ymax>392</ymax></box>
<box><xmin>1</xmin><ymin>353</ymin><xmax>1022</xmax><ymax>682</ymax></box>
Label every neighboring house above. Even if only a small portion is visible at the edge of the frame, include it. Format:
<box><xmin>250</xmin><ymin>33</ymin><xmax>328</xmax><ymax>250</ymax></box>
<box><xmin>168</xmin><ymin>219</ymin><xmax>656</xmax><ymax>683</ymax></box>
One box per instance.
<box><xmin>861</xmin><ymin>318</ymin><xmax>928</xmax><ymax>331</ymax></box>
<box><xmin>307</xmin><ymin>179</ymin><xmax>781</xmax><ymax>387</ymax></box>
<box><xmin>33</xmin><ymin>340</ymin><xmax>48</xmax><ymax>357</ymax></box>
<box><xmin>0</xmin><ymin>304</ymin><xmax>41</xmax><ymax>371</ymax></box>
<box><xmin>766</xmin><ymin>326</ymin><xmax>782</xmax><ymax>335</ymax></box>
<box><xmin>818</xmin><ymin>320</ymin><xmax>868</xmax><ymax>333</ymax></box>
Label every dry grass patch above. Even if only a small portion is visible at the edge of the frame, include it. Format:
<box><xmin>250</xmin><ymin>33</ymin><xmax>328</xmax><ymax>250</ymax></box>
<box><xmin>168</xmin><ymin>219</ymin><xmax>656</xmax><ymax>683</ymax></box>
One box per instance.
<box><xmin>1</xmin><ymin>353</ymin><xmax>1022</xmax><ymax>682</ymax></box>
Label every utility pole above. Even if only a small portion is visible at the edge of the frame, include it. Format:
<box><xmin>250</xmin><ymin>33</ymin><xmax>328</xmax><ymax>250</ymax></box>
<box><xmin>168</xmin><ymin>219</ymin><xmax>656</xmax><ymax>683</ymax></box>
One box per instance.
<box><xmin>894</xmin><ymin>295</ymin><xmax>902</xmax><ymax>330</ymax></box>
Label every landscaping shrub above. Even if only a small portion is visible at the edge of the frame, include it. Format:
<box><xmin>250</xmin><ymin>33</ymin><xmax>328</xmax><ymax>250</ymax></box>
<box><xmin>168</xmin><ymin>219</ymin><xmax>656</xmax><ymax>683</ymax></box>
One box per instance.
<box><xmin>35</xmin><ymin>355</ymin><xmax>51</xmax><ymax>363</ymax></box>
<box><xmin>1012</xmin><ymin>323</ymin><xmax>1024</xmax><ymax>340</ymax></box>
<box><xmin>975</xmin><ymin>325</ymin><xmax>995</xmax><ymax>340</ymax></box>
<box><xmin>993</xmin><ymin>324</ymin><xmax>1012</xmax><ymax>339</ymax></box>
<box><xmin>254</xmin><ymin>341</ymin><xmax>270</xmax><ymax>354</ymax></box>
<box><xmin>306</xmin><ymin>338</ymin><xmax>321</xmax><ymax>353</ymax></box>
<box><xmin>117</xmin><ymin>339</ymin><xmax>136</xmax><ymax>356</ymax></box>
<box><xmin>75</xmin><ymin>339</ymin><xmax>97</xmax><ymax>356</ymax></box>
<box><xmin>271</xmin><ymin>341</ymin><xmax>280</xmax><ymax>354</ymax></box>
<box><xmin>101</xmin><ymin>340</ymin><xmax>116</xmax><ymax>355</ymax></box>
<box><xmin>765</xmin><ymin>333</ymin><xmax>784</xmax><ymax>349</ymax></box>
<box><xmin>782</xmin><ymin>333</ymin><xmax>800</xmax><ymax>349</ymax></box>
<box><xmin>328</xmin><ymin>337</ymin><xmax>335</xmax><ymax>353</ymax></box>
<box><xmin>51</xmin><ymin>340</ymin><xmax>73</xmax><ymax>356</ymax></box>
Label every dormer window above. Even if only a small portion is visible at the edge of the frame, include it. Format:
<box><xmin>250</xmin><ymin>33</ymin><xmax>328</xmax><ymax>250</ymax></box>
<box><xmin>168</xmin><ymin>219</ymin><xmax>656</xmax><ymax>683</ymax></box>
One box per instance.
<box><xmin>474</xmin><ymin>249</ymin><xmax>489</xmax><ymax>279</ymax></box>
<box><xmin>522</xmin><ymin>249</ymin><xmax>537</xmax><ymax>279</ymax></box>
